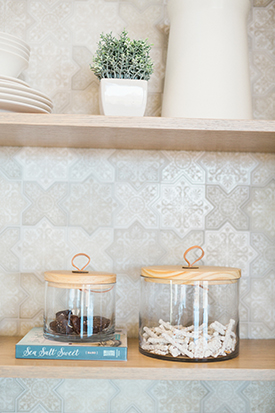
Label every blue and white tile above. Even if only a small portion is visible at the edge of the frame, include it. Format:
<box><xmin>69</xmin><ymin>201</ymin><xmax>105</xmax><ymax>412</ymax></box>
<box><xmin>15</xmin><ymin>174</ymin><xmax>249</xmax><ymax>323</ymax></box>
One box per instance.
<box><xmin>16</xmin><ymin>148</ymin><xmax>77</xmax><ymax>190</ymax></box>
<box><xmin>114</xmin><ymin>182</ymin><xmax>159</xmax><ymax>228</ymax></box>
<box><xmin>199</xmin><ymin>153</ymin><xmax>258</xmax><ymax>193</ymax></box>
<box><xmin>159</xmin><ymin>230</ymin><xmax>204</xmax><ymax>265</ymax></box>
<box><xmin>27</xmin><ymin>0</ymin><xmax>73</xmax><ymax>43</ymax></box>
<box><xmin>64</xmin><ymin>178</ymin><xmax>117</xmax><ymax>234</ymax></box>
<box><xmin>245</xmin><ymin>179</ymin><xmax>275</xmax><ymax>239</ymax></box>
<box><xmin>201</xmin><ymin>381</ymin><xmax>249</xmax><ymax>413</ymax></box>
<box><xmin>155</xmin><ymin>179</ymin><xmax>212</xmax><ymax>237</ymax></box>
<box><xmin>205</xmin><ymin>223</ymin><xmax>256</xmax><ymax>278</ymax></box>
<box><xmin>68</xmin><ymin>0</ymin><xmax>124</xmax><ymax>49</ymax></box>
<box><xmin>19</xmin><ymin>310</ymin><xmax>44</xmax><ymax>336</ymax></box>
<box><xmin>250</xmin><ymin>232</ymin><xmax>274</xmax><ymax>277</ymax></box>
<box><xmin>25</xmin><ymin>39</ymin><xmax>78</xmax><ymax>97</ymax></box>
<box><xmin>0</xmin><ymin>228</ymin><xmax>20</xmax><ymax>272</ymax></box>
<box><xmin>19</xmin><ymin>273</ymin><xmax>45</xmax><ymax>319</ymax></box>
<box><xmin>107</xmin><ymin>222</ymin><xmax>165</xmax><ymax>273</ymax></box>
<box><xmin>148</xmin><ymin>47</ymin><xmax>166</xmax><ymax>94</ymax></box>
<box><xmin>110</xmin><ymin>380</ymin><xmax>156</xmax><ymax>413</ymax></box>
<box><xmin>115</xmin><ymin>273</ymin><xmax>140</xmax><ymax>336</ymax></box>
<box><xmin>71</xmin><ymin>45</ymin><xmax>95</xmax><ymax>91</ymax></box>
<box><xmin>243</xmin><ymin>271</ymin><xmax>275</xmax><ymax>337</ymax></box>
<box><xmin>149</xmin><ymin>380</ymin><xmax>208</xmax><ymax>413</ymax></box>
<box><xmin>66</xmin><ymin>82</ymin><xmax>100</xmax><ymax>114</ymax></box>
<box><xmin>0</xmin><ymin>318</ymin><xmax>20</xmax><ymax>336</ymax></box>
<box><xmin>15</xmin><ymin>219</ymin><xmax>70</xmax><ymax>272</ymax></box>
<box><xmin>0</xmin><ymin>0</ymin><xmax>33</xmax><ymax>38</ymax></box>
<box><xmin>16</xmin><ymin>378</ymin><xmax>62</xmax><ymax>412</ymax></box>
<box><xmin>206</xmin><ymin>186</ymin><xmax>249</xmax><ymax>230</ymax></box>
<box><xmin>68</xmin><ymin>227</ymin><xmax>114</xmax><ymax>272</ymax></box>
<box><xmin>0</xmin><ymin>147</ymin><xmax>23</xmax><ymax>180</ymax></box>
<box><xmin>109</xmin><ymin>150</ymin><xmax>167</xmax><ymax>190</ymax></box>
<box><xmin>23</xmin><ymin>182</ymin><xmax>68</xmax><ymax>226</ymax></box>
<box><xmin>242</xmin><ymin>381</ymin><xmax>275</xmax><ymax>412</ymax></box>
<box><xmin>119</xmin><ymin>2</ymin><xmax>164</xmax><ymax>48</ymax></box>
<box><xmin>161</xmin><ymin>151</ymin><xmax>205</xmax><ymax>184</ymax></box>
<box><xmin>251</xmin><ymin>153</ymin><xmax>275</xmax><ymax>186</ymax></box>
<box><xmin>0</xmin><ymin>378</ymin><xmax>24</xmax><ymax>412</ymax></box>
<box><xmin>0</xmin><ymin>272</ymin><xmax>26</xmax><ymax>326</ymax></box>
<box><xmin>56</xmin><ymin>379</ymin><xmax>117</xmax><ymax>413</ymax></box>
<box><xmin>69</xmin><ymin>149</ymin><xmax>115</xmax><ymax>183</ymax></box>
<box><xmin>0</xmin><ymin>175</ymin><xmax>28</xmax><ymax>231</ymax></box>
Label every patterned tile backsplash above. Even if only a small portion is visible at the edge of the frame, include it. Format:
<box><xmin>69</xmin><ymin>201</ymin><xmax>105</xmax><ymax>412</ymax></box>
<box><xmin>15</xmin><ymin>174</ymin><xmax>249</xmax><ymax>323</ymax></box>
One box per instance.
<box><xmin>0</xmin><ymin>147</ymin><xmax>274</xmax><ymax>339</ymax></box>
<box><xmin>0</xmin><ymin>1</ymin><xmax>274</xmax><ymax>412</ymax></box>
<box><xmin>0</xmin><ymin>0</ymin><xmax>274</xmax><ymax>118</ymax></box>
<box><xmin>0</xmin><ymin>378</ymin><xmax>274</xmax><ymax>413</ymax></box>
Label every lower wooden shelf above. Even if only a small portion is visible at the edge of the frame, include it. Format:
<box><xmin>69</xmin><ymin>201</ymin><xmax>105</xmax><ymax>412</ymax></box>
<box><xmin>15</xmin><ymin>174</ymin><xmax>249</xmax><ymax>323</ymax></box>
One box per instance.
<box><xmin>0</xmin><ymin>114</ymin><xmax>274</xmax><ymax>153</ymax></box>
<box><xmin>0</xmin><ymin>337</ymin><xmax>274</xmax><ymax>381</ymax></box>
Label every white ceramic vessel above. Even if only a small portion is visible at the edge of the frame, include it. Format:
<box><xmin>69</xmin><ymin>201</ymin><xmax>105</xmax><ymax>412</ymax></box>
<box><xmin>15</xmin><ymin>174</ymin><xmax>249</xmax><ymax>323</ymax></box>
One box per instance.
<box><xmin>0</xmin><ymin>31</ymin><xmax>30</xmax><ymax>51</ymax></box>
<box><xmin>0</xmin><ymin>80</ymin><xmax>52</xmax><ymax>102</ymax></box>
<box><xmin>0</xmin><ymin>75</ymin><xmax>30</xmax><ymax>87</ymax></box>
<box><xmin>0</xmin><ymin>48</ymin><xmax>28</xmax><ymax>77</ymax></box>
<box><xmin>162</xmin><ymin>0</ymin><xmax>253</xmax><ymax>119</ymax></box>
<box><xmin>0</xmin><ymin>99</ymin><xmax>49</xmax><ymax>113</ymax></box>
<box><xmin>0</xmin><ymin>36</ymin><xmax>30</xmax><ymax>55</ymax></box>
<box><xmin>0</xmin><ymin>92</ymin><xmax>52</xmax><ymax>112</ymax></box>
<box><xmin>100</xmin><ymin>78</ymin><xmax>148</xmax><ymax>117</ymax></box>
<box><xmin>0</xmin><ymin>41</ymin><xmax>29</xmax><ymax>60</ymax></box>
<box><xmin>0</xmin><ymin>87</ymin><xmax>53</xmax><ymax>108</ymax></box>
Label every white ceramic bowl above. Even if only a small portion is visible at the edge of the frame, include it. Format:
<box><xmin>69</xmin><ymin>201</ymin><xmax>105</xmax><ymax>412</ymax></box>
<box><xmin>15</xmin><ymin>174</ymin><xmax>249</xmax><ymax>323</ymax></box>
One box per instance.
<box><xmin>0</xmin><ymin>86</ymin><xmax>53</xmax><ymax>108</ymax></box>
<box><xmin>0</xmin><ymin>31</ymin><xmax>30</xmax><ymax>51</ymax></box>
<box><xmin>0</xmin><ymin>75</ymin><xmax>30</xmax><ymax>87</ymax></box>
<box><xmin>0</xmin><ymin>80</ymin><xmax>53</xmax><ymax>102</ymax></box>
<box><xmin>0</xmin><ymin>41</ymin><xmax>29</xmax><ymax>61</ymax></box>
<box><xmin>0</xmin><ymin>37</ymin><xmax>30</xmax><ymax>54</ymax></box>
<box><xmin>0</xmin><ymin>48</ymin><xmax>29</xmax><ymax>77</ymax></box>
<box><xmin>0</xmin><ymin>34</ymin><xmax>30</xmax><ymax>55</ymax></box>
<box><xmin>0</xmin><ymin>99</ymin><xmax>49</xmax><ymax>113</ymax></box>
<box><xmin>0</xmin><ymin>92</ymin><xmax>52</xmax><ymax>112</ymax></box>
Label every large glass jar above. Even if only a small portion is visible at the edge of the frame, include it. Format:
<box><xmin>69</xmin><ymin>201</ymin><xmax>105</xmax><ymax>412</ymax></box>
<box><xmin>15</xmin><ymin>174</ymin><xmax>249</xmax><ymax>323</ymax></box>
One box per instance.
<box><xmin>44</xmin><ymin>263</ymin><xmax>116</xmax><ymax>342</ymax></box>
<box><xmin>139</xmin><ymin>257</ymin><xmax>241</xmax><ymax>362</ymax></box>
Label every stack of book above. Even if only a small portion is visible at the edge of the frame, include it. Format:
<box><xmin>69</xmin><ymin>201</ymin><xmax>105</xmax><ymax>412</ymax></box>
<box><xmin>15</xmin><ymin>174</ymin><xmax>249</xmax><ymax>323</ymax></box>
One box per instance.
<box><xmin>16</xmin><ymin>327</ymin><xmax>127</xmax><ymax>361</ymax></box>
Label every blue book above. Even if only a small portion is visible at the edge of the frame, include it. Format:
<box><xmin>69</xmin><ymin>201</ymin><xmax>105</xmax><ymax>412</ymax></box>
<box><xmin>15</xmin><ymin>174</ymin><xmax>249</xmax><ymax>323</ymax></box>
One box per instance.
<box><xmin>15</xmin><ymin>327</ymin><xmax>127</xmax><ymax>361</ymax></box>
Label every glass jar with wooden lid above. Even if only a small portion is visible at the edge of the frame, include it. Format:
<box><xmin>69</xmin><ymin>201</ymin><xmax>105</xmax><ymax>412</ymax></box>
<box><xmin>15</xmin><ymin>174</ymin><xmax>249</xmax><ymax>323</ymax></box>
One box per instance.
<box><xmin>139</xmin><ymin>246</ymin><xmax>241</xmax><ymax>362</ymax></box>
<box><xmin>44</xmin><ymin>254</ymin><xmax>116</xmax><ymax>342</ymax></box>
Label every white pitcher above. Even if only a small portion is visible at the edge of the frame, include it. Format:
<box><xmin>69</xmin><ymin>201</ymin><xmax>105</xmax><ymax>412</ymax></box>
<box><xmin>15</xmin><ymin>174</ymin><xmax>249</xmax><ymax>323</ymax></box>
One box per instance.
<box><xmin>162</xmin><ymin>0</ymin><xmax>253</xmax><ymax>119</ymax></box>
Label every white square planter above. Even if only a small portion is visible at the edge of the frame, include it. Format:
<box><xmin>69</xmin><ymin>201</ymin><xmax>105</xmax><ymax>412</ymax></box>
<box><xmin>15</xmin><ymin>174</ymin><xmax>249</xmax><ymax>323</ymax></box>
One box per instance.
<box><xmin>99</xmin><ymin>78</ymin><xmax>148</xmax><ymax>117</ymax></box>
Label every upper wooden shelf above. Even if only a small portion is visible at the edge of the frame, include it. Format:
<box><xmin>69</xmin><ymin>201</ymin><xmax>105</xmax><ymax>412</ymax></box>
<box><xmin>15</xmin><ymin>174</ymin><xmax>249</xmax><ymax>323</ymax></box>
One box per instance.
<box><xmin>0</xmin><ymin>337</ymin><xmax>274</xmax><ymax>380</ymax></box>
<box><xmin>0</xmin><ymin>113</ymin><xmax>274</xmax><ymax>153</ymax></box>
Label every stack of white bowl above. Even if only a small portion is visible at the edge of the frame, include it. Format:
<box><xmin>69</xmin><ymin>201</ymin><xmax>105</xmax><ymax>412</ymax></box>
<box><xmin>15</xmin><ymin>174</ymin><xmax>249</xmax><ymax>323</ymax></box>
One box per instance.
<box><xmin>0</xmin><ymin>32</ymin><xmax>53</xmax><ymax>113</ymax></box>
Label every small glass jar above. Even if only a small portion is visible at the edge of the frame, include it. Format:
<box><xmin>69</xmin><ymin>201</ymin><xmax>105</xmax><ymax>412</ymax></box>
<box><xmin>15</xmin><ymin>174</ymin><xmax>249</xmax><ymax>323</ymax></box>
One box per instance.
<box><xmin>139</xmin><ymin>254</ymin><xmax>241</xmax><ymax>362</ymax></box>
<box><xmin>44</xmin><ymin>268</ymin><xmax>116</xmax><ymax>342</ymax></box>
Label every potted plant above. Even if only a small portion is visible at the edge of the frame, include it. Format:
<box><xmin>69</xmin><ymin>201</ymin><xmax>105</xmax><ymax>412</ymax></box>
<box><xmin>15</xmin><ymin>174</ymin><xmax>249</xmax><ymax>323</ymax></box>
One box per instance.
<box><xmin>90</xmin><ymin>30</ymin><xmax>153</xmax><ymax>117</ymax></box>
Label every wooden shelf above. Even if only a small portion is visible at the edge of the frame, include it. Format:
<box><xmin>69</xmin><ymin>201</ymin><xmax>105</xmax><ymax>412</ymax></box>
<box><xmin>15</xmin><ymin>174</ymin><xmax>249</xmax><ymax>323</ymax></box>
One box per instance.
<box><xmin>0</xmin><ymin>337</ymin><xmax>274</xmax><ymax>380</ymax></box>
<box><xmin>0</xmin><ymin>113</ymin><xmax>274</xmax><ymax>152</ymax></box>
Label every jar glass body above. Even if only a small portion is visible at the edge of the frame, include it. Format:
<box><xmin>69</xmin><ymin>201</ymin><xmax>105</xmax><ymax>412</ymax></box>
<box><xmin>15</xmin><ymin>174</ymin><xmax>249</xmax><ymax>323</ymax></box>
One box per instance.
<box><xmin>44</xmin><ymin>281</ymin><xmax>116</xmax><ymax>342</ymax></box>
<box><xmin>139</xmin><ymin>276</ymin><xmax>239</xmax><ymax>362</ymax></box>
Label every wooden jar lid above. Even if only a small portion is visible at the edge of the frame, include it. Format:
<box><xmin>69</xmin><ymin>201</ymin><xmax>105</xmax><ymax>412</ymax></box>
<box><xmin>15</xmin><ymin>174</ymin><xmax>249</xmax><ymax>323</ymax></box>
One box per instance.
<box><xmin>44</xmin><ymin>270</ymin><xmax>116</xmax><ymax>286</ymax></box>
<box><xmin>141</xmin><ymin>247</ymin><xmax>241</xmax><ymax>284</ymax></box>
<box><xmin>44</xmin><ymin>253</ymin><xmax>116</xmax><ymax>288</ymax></box>
<box><xmin>141</xmin><ymin>265</ymin><xmax>241</xmax><ymax>283</ymax></box>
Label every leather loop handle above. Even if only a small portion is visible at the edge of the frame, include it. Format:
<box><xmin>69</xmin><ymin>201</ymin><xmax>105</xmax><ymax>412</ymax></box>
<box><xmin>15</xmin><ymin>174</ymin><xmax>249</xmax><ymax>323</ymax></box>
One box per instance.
<box><xmin>184</xmin><ymin>246</ymin><xmax>204</xmax><ymax>267</ymax></box>
<box><xmin>71</xmin><ymin>253</ymin><xmax>90</xmax><ymax>272</ymax></box>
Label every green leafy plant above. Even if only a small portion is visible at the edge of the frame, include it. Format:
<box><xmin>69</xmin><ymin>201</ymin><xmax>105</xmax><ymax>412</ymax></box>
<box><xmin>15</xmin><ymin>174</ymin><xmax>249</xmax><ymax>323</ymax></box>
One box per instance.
<box><xmin>90</xmin><ymin>30</ymin><xmax>153</xmax><ymax>81</ymax></box>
